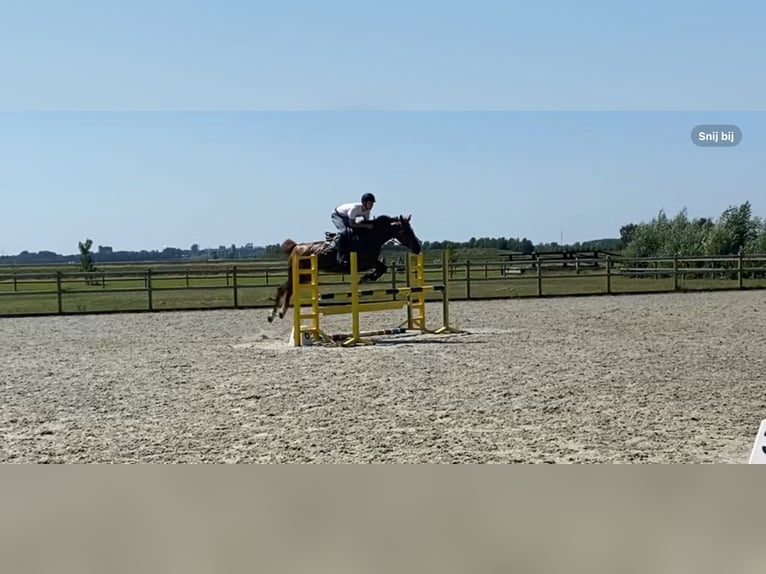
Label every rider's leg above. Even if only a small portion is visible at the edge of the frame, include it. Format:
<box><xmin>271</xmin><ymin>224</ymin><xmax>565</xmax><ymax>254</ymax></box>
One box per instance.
<box><xmin>331</xmin><ymin>214</ymin><xmax>343</xmax><ymax>263</ymax></box>
<box><xmin>331</xmin><ymin>213</ymin><xmax>351</xmax><ymax>265</ymax></box>
<box><xmin>331</xmin><ymin>212</ymin><xmax>347</xmax><ymax>234</ymax></box>
<box><xmin>336</xmin><ymin>228</ymin><xmax>351</xmax><ymax>265</ymax></box>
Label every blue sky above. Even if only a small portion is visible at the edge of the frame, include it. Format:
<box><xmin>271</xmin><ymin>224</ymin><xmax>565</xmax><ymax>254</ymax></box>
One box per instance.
<box><xmin>2</xmin><ymin>111</ymin><xmax>762</xmax><ymax>254</ymax></box>
<box><xmin>2</xmin><ymin>0</ymin><xmax>763</xmax><ymax>110</ymax></box>
<box><xmin>1</xmin><ymin>1</ymin><xmax>764</xmax><ymax>254</ymax></box>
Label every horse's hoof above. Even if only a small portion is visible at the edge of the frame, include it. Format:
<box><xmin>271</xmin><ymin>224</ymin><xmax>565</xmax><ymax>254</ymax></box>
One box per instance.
<box><xmin>267</xmin><ymin>315</ymin><xmax>274</xmax><ymax>323</ymax></box>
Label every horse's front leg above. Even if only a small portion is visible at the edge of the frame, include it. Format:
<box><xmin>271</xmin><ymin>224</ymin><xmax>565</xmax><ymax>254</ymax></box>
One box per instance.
<box><xmin>360</xmin><ymin>260</ymin><xmax>388</xmax><ymax>283</ymax></box>
<box><xmin>374</xmin><ymin>260</ymin><xmax>388</xmax><ymax>280</ymax></box>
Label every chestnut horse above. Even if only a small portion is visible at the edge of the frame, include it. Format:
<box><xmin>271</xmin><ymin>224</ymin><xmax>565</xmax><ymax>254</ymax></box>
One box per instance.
<box><xmin>267</xmin><ymin>214</ymin><xmax>422</xmax><ymax>322</ymax></box>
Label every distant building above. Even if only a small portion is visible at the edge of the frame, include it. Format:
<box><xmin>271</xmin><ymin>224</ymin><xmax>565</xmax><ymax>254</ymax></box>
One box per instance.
<box><xmin>98</xmin><ymin>245</ymin><xmax>113</xmax><ymax>254</ymax></box>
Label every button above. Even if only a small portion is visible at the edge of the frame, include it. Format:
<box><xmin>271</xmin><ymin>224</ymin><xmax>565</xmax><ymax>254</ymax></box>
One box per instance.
<box><xmin>691</xmin><ymin>124</ymin><xmax>741</xmax><ymax>146</ymax></box>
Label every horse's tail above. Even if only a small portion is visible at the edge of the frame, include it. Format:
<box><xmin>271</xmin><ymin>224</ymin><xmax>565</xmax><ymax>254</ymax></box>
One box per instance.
<box><xmin>282</xmin><ymin>239</ymin><xmax>297</xmax><ymax>256</ymax></box>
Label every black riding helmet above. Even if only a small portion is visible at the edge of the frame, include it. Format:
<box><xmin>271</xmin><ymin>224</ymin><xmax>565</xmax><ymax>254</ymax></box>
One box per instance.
<box><xmin>361</xmin><ymin>193</ymin><xmax>376</xmax><ymax>204</ymax></box>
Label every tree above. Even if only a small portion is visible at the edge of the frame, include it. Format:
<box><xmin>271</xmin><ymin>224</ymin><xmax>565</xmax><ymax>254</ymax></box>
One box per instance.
<box><xmin>78</xmin><ymin>239</ymin><xmax>96</xmax><ymax>272</ymax></box>
<box><xmin>162</xmin><ymin>247</ymin><xmax>184</xmax><ymax>259</ymax></box>
<box><xmin>706</xmin><ymin>201</ymin><xmax>758</xmax><ymax>255</ymax></box>
<box><xmin>619</xmin><ymin>202</ymin><xmax>765</xmax><ymax>258</ymax></box>
<box><xmin>519</xmin><ymin>238</ymin><xmax>535</xmax><ymax>254</ymax></box>
<box><xmin>745</xmin><ymin>217</ymin><xmax>766</xmax><ymax>253</ymax></box>
<box><xmin>619</xmin><ymin>223</ymin><xmax>637</xmax><ymax>246</ymax></box>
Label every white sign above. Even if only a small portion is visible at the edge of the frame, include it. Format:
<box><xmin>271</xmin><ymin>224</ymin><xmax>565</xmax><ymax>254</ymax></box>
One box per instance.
<box><xmin>749</xmin><ymin>419</ymin><xmax>766</xmax><ymax>464</ymax></box>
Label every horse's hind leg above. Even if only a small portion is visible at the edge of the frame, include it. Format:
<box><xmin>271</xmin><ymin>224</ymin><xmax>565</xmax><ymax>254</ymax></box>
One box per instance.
<box><xmin>279</xmin><ymin>280</ymin><xmax>292</xmax><ymax>319</ymax></box>
<box><xmin>267</xmin><ymin>283</ymin><xmax>286</xmax><ymax>322</ymax></box>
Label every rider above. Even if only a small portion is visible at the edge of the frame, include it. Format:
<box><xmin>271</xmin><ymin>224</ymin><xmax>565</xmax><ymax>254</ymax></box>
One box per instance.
<box><xmin>331</xmin><ymin>193</ymin><xmax>376</xmax><ymax>265</ymax></box>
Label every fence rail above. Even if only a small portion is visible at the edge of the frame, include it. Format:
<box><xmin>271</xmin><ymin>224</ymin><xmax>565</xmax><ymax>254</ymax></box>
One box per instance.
<box><xmin>1</xmin><ymin>254</ymin><xmax>765</xmax><ymax>317</ymax></box>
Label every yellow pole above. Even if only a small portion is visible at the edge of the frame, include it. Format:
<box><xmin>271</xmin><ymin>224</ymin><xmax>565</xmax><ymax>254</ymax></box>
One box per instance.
<box><xmin>411</xmin><ymin>253</ymin><xmax>427</xmax><ymax>331</ymax></box>
<box><xmin>350</xmin><ymin>251</ymin><xmax>360</xmax><ymax>341</ymax></box>
<box><xmin>434</xmin><ymin>249</ymin><xmax>463</xmax><ymax>335</ymax></box>
<box><xmin>292</xmin><ymin>251</ymin><xmax>302</xmax><ymax>346</ymax></box>
<box><xmin>311</xmin><ymin>254</ymin><xmax>320</xmax><ymax>337</ymax></box>
<box><xmin>342</xmin><ymin>251</ymin><xmax>373</xmax><ymax>346</ymax></box>
<box><xmin>405</xmin><ymin>254</ymin><xmax>413</xmax><ymax>328</ymax></box>
<box><xmin>418</xmin><ymin>253</ymin><xmax>427</xmax><ymax>329</ymax></box>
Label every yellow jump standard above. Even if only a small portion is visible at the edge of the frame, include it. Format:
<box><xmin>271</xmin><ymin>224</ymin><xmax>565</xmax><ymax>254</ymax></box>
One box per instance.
<box><xmin>291</xmin><ymin>250</ymin><xmax>460</xmax><ymax>347</ymax></box>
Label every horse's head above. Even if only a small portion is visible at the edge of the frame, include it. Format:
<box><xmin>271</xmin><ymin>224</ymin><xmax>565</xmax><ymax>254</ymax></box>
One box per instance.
<box><xmin>385</xmin><ymin>214</ymin><xmax>421</xmax><ymax>254</ymax></box>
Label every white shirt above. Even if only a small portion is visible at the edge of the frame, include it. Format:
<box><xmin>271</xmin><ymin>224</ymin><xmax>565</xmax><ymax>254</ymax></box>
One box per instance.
<box><xmin>335</xmin><ymin>202</ymin><xmax>372</xmax><ymax>223</ymax></box>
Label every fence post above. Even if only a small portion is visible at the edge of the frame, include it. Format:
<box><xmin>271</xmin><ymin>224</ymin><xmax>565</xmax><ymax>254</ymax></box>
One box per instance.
<box><xmin>738</xmin><ymin>252</ymin><xmax>744</xmax><ymax>289</ymax></box>
<box><xmin>186</xmin><ymin>269</ymin><xmax>190</xmax><ymax>288</ymax></box>
<box><xmin>56</xmin><ymin>271</ymin><xmax>63</xmax><ymax>314</ymax></box>
<box><xmin>606</xmin><ymin>256</ymin><xmax>612</xmax><ymax>294</ymax></box>
<box><xmin>391</xmin><ymin>262</ymin><xmax>397</xmax><ymax>301</ymax></box>
<box><xmin>232</xmin><ymin>265</ymin><xmax>239</xmax><ymax>308</ymax></box>
<box><xmin>405</xmin><ymin>255</ymin><xmax>413</xmax><ymax>326</ymax></box>
<box><xmin>673</xmin><ymin>256</ymin><xmax>679</xmax><ymax>290</ymax></box>
<box><xmin>465</xmin><ymin>260</ymin><xmax>471</xmax><ymax>300</ymax></box>
<box><xmin>13</xmin><ymin>272</ymin><xmax>17</xmax><ymax>292</ymax></box>
<box><xmin>350</xmin><ymin>252</ymin><xmax>361</xmax><ymax>343</ymax></box>
<box><xmin>146</xmin><ymin>269</ymin><xmax>153</xmax><ymax>311</ymax></box>
<box><xmin>536</xmin><ymin>256</ymin><xmax>542</xmax><ymax>297</ymax></box>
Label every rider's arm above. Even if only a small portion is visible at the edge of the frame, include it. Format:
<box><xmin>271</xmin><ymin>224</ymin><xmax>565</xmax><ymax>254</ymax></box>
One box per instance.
<box><xmin>348</xmin><ymin>205</ymin><xmax>373</xmax><ymax>229</ymax></box>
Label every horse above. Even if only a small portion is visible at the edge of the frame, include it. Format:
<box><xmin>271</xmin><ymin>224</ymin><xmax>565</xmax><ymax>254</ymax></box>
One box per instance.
<box><xmin>267</xmin><ymin>214</ymin><xmax>422</xmax><ymax>322</ymax></box>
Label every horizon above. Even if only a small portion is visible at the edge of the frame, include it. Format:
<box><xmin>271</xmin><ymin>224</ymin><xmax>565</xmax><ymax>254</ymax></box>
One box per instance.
<box><xmin>3</xmin><ymin>232</ymin><xmax>625</xmax><ymax>258</ymax></box>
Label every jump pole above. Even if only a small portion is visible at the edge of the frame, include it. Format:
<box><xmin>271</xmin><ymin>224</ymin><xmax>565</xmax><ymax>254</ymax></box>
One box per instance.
<box><xmin>292</xmin><ymin>250</ymin><xmax>461</xmax><ymax>347</ymax></box>
<box><xmin>291</xmin><ymin>252</ymin><xmax>332</xmax><ymax>346</ymax></box>
<box><xmin>403</xmin><ymin>251</ymin><xmax>427</xmax><ymax>331</ymax></box>
<box><xmin>434</xmin><ymin>250</ymin><xmax>461</xmax><ymax>334</ymax></box>
<box><xmin>341</xmin><ymin>251</ymin><xmax>374</xmax><ymax>346</ymax></box>
<box><xmin>398</xmin><ymin>250</ymin><xmax>461</xmax><ymax>335</ymax></box>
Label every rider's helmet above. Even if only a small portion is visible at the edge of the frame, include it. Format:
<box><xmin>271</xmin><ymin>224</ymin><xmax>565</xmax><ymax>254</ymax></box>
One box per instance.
<box><xmin>361</xmin><ymin>192</ymin><xmax>376</xmax><ymax>204</ymax></box>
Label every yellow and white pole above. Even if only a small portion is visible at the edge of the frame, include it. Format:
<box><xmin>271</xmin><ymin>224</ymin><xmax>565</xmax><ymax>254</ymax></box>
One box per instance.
<box><xmin>291</xmin><ymin>251</ymin><xmax>303</xmax><ymax>346</ymax></box>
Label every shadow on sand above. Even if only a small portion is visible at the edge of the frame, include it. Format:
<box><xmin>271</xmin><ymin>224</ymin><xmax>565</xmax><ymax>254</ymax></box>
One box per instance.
<box><xmin>370</xmin><ymin>333</ymin><xmax>478</xmax><ymax>346</ymax></box>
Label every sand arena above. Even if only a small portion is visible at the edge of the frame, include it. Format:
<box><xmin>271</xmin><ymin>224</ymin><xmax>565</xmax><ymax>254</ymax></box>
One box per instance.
<box><xmin>2</xmin><ymin>290</ymin><xmax>764</xmax><ymax>463</ymax></box>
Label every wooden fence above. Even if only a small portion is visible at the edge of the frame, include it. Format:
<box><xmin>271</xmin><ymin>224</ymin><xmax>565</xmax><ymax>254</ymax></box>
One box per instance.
<box><xmin>1</xmin><ymin>254</ymin><xmax>765</xmax><ymax>317</ymax></box>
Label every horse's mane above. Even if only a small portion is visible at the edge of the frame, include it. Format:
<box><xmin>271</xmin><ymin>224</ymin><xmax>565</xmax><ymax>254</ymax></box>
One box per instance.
<box><xmin>372</xmin><ymin>214</ymin><xmax>408</xmax><ymax>228</ymax></box>
<box><xmin>372</xmin><ymin>214</ymin><xmax>395</xmax><ymax>225</ymax></box>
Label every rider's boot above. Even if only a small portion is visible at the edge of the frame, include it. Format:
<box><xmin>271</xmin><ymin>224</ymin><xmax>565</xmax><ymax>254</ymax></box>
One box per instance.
<box><xmin>336</xmin><ymin>232</ymin><xmax>349</xmax><ymax>266</ymax></box>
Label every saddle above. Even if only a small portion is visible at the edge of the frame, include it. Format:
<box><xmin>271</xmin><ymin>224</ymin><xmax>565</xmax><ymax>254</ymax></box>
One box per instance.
<box><xmin>320</xmin><ymin>231</ymin><xmax>363</xmax><ymax>257</ymax></box>
<box><xmin>320</xmin><ymin>232</ymin><xmax>340</xmax><ymax>256</ymax></box>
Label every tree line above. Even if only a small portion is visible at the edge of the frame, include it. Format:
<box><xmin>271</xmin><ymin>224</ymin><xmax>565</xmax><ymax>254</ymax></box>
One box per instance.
<box><xmin>4</xmin><ymin>201</ymin><xmax>765</xmax><ymax>265</ymax></box>
<box><xmin>619</xmin><ymin>201</ymin><xmax>766</xmax><ymax>257</ymax></box>
<box><xmin>410</xmin><ymin>201</ymin><xmax>766</xmax><ymax>257</ymax></box>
